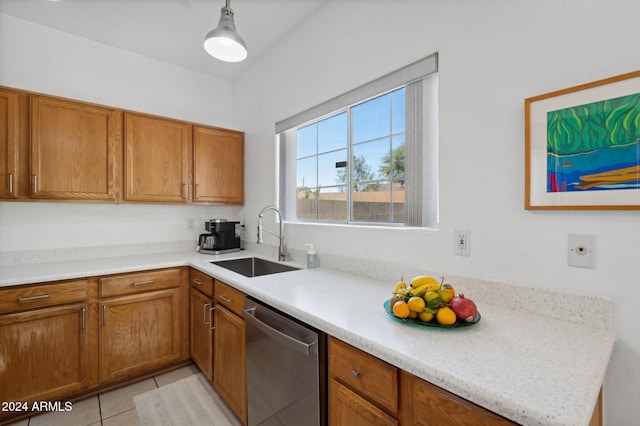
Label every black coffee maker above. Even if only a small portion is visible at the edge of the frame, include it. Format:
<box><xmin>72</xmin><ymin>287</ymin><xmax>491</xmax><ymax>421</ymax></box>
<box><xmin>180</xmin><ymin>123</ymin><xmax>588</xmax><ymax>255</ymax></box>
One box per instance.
<box><xmin>197</xmin><ymin>219</ymin><xmax>241</xmax><ymax>254</ymax></box>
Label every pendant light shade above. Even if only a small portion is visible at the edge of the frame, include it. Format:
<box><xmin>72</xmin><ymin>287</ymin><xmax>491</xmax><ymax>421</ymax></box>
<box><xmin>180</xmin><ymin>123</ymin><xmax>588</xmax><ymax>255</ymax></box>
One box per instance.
<box><xmin>204</xmin><ymin>0</ymin><xmax>247</xmax><ymax>63</ymax></box>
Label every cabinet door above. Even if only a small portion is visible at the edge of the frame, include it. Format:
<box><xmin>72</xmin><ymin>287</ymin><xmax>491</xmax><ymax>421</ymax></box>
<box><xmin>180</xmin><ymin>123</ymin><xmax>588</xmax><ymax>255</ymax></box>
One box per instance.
<box><xmin>0</xmin><ymin>88</ymin><xmax>20</xmax><ymax>199</ymax></box>
<box><xmin>0</xmin><ymin>304</ymin><xmax>89</xmax><ymax>404</ymax></box>
<box><xmin>193</xmin><ymin>125</ymin><xmax>243</xmax><ymax>205</ymax></box>
<box><xmin>399</xmin><ymin>370</ymin><xmax>516</xmax><ymax>425</ymax></box>
<box><xmin>329</xmin><ymin>378</ymin><xmax>397</xmax><ymax>426</ymax></box>
<box><xmin>30</xmin><ymin>95</ymin><xmax>121</xmax><ymax>201</ymax></box>
<box><xmin>190</xmin><ymin>287</ymin><xmax>213</xmax><ymax>382</ymax></box>
<box><xmin>124</xmin><ymin>113</ymin><xmax>191</xmax><ymax>203</ymax></box>
<box><xmin>100</xmin><ymin>288</ymin><xmax>181</xmax><ymax>383</ymax></box>
<box><xmin>213</xmin><ymin>304</ymin><xmax>247</xmax><ymax>424</ymax></box>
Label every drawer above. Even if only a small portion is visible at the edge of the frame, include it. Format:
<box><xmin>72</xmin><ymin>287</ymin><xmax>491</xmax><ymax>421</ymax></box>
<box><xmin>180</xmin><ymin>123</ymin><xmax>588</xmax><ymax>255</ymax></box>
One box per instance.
<box><xmin>0</xmin><ymin>279</ymin><xmax>89</xmax><ymax>313</ymax></box>
<box><xmin>214</xmin><ymin>280</ymin><xmax>245</xmax><ymax>317</ymax></box>
<box><xmin>100</xmin><ymin>268</ymin><xmax>181</xmax><ymax>297</ymax></box>
<box><xmin>329</xmin><ymin>336</ymin><xmax>398</xmax><ymax>415</ymax></box>
<box><xmin>190</xmin><ymin>268</ymin><xmax>213</xmax><ymax>298</ymax></box>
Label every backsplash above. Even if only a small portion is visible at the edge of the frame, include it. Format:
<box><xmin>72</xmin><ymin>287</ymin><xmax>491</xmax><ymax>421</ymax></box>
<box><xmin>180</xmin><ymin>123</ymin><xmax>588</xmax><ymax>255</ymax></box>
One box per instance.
<box><xmin>0</xmin><ymin>240</ymin><xmax>196</xmax><ymax>267</ymax></box>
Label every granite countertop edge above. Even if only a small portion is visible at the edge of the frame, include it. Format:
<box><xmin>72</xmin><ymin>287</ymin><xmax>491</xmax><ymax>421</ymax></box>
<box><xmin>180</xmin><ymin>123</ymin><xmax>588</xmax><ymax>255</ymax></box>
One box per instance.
<box><xmin>0</xmin><ymin>249</ymin><xmax>615</xmax><ymax>426</ymax></box>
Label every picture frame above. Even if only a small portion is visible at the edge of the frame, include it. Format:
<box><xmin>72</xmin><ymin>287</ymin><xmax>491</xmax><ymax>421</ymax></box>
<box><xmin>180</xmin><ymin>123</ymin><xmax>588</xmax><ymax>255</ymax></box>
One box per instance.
<box><xmin>525</xmin><ymin>70</ymin><xmax>640</xmax><ymax>210</ymax></box>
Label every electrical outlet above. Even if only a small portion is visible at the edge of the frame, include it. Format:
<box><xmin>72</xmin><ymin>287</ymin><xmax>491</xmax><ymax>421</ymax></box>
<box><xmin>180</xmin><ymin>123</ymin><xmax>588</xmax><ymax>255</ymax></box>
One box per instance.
<box><xmin>455</xmin><ymin>229</ymin><xmax>470</xmax><ymax>256</ymax></box>
<box><xmin>568</xmin><ymin>234</ymin><xmax>595</xmax><ymax>268</ymax></box>
<box><xmin>187</xmin><ymin>218</ymin><xmax>195</xmax><ymax>231</ymax></box>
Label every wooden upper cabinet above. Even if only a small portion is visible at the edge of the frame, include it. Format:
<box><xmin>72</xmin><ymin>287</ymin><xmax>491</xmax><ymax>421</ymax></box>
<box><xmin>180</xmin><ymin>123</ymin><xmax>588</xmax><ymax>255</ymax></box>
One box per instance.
<box><xmin>30</xmin><ymin>95</ymin><xmax>121</xmax><ymax>201</ymax></box>
<box><xmin>0</xmin><ymin>88</ymin><xmax>20</xmax><ymax>199</ymax></box>
<box><xmin>193</xmin><ymin>125</ymin><xmax>243</xmax><ymax>205</ymax></box>
<box><xmin>124</xmin><ymin>113</ymin><xmax>192</xmax><ymax>203</ymax></box>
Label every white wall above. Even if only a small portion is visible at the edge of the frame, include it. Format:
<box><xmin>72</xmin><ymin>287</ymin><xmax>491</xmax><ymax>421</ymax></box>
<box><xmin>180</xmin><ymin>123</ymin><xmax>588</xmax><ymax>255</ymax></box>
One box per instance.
<box><xmin>0</xmin><ymin>14</ymin><xmax>241</xmax><ymax>254</ymax></box>
<box><xmin>233</xmin><ymin>1</ymin><xmax>640</xmax><ymax>424</ymax></box>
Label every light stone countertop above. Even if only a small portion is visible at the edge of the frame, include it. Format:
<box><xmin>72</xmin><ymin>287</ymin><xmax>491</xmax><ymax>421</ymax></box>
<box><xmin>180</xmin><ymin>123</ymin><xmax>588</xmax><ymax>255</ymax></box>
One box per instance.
<box><xmin>0</xmin><ymin>248</ymin><xmax>614</xmax><ymax>426</ymax></box>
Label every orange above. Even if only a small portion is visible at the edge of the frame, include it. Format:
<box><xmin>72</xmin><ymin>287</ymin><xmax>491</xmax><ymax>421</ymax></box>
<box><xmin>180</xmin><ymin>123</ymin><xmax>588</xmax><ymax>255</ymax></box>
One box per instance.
<box><xmin>436</xmin><ymin>307</ymin><xmax>457</xmax><ymax>325</ymax></box>
<box><xmin>407</xmin><ymin>296</ymin><xmax>426</xmax><ymax>313</ymax></box>
<box><xmin>418</xmin><ymin>311</ymin><xmax>434</xmax><ymax>323</ymax></box>
<box><xmin>392</xmin><ymin>300</ymin><xmax>410</xmax><ymax>318</ymax></box>
<box><xmin>443</xmin><ymin>283</ymin><xmax>455</xmax><ymax>298</ymax></box>
<box><xmin>408</xmin><ymin>310</ymin><xmax>419</xmax><ymax>319</ymax></box>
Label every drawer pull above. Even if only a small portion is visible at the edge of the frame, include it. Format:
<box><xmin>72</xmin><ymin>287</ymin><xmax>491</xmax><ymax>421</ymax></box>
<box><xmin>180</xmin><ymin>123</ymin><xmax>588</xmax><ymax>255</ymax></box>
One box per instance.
<box><xmin>132</xmin><ymin>280</ymin><xmax>155</xmax><ymax>286</ymax></box>
<box><xmin>8</xmin><ymin>172</ymin><xmax>13</xmax><ymax>194</ymax></box>
<box><xmin>219</xmin><ymin>295</ymin><xmax>232</xmax><ymax>303</ymax></box>
<box><xmin>210</xmin><ymin>306</ymin><xmax>215</xmax><ymax>330</ymax></box>
<box><xmin>103</xmin><ymin>305</ymin><xmax>107</xmax><ymax>325</ymax></box>
<box><xmin>350</xmin><ymin>369</ymin><xmax>360</xmax><ymax>378</ymax></box>
<box><xmin>81</xmin><ymin>308</ymin><xmax>86</xmax><ymax>330</ymax></box>
<box><xmin>17</xmin><ymin>294</ymin><xmax>50</xmax><ymax>302</ymax></box>
<box><xmin>203</xmin><ymin>303</ymin><xmax>210</xmax><ymax>325</ymax></box>
<box><xmin>192</xmin><ymin>279</ymin><xmax>203</xmax><ymax>285</ymax></box>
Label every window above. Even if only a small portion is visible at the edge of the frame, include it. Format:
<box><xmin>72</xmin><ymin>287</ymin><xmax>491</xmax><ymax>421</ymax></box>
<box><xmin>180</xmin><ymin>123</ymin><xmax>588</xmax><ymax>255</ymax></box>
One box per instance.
<box><xmin>277</xmin><ymin>53</ymin><xmax>438</xmax><ymax>228</ymax></box>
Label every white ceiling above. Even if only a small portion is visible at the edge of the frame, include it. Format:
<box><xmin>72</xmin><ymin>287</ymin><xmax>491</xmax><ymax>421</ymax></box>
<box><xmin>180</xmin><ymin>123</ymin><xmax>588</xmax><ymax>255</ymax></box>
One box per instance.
<box><xmin>0</xmin><ymin>0</ymin><xmax>328</xmax><ymax>81</ymax></box>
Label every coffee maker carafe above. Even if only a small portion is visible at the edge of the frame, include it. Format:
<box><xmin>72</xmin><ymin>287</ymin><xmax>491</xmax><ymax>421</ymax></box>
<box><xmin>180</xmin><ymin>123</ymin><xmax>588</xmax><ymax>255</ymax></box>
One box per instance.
<box><xmin>197</xmin><ymin>219</ymin><xmax>241</xmax><ymax>254</ymax></box>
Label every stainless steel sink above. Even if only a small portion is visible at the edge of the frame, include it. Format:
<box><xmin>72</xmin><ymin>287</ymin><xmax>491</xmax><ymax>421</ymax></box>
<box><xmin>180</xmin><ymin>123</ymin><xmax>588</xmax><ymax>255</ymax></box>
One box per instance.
<box><xmin>212</xmin><ymin>257</ymin><xmax>299</xmax><ymax>277</ymax></box>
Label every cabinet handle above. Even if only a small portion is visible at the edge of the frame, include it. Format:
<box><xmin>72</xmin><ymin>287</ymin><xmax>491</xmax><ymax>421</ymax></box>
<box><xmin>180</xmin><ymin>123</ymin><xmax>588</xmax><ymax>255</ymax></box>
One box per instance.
<box><xmin>219</xmin><ymin>295</ymin><xmax>232</xmax><ymax>303</ymax></box>
<box><xmin>8</xmin><ymin>173</ymin><xmax>13</xmax><ymax>194</ymax></box>
<box><xmin>32</xmin><ymin>175</ymin><xmax>37</xmax><ymax>194</ymax></box>
<box><xmin>103</xmin><ymin>305</ymin><xmax>107</xmax><ymax>325</ymax></box>
<box><xmin>196</xmin><ymin>183</ymin><xmax>200</xmax><ymax>199</ymax></box>
<box><xmin>182</xmin><ymin>183</ymin><xmax>187</xmax><ymax>199</ymax></box>
<box><xmin>132</xmin><ymin>280</ymin><xmax>155</xmax><ymax>286</ymax></box>
<box><xmin>81</xmin><ymin>308</ymin><xmax>86</xmax><ymax>330</ymax></box>
<box><xmin>210</xmin><ymin>306</ymin><xmax>215</xmax><ymax>330</ymax></box>
<box><xmin>203</xmin><ymin>303</ymin><xmax>210</xmax><ymax>325</ymax></box>
<box><xmin>192</xmin><ymin>279</ymin><xmax>203</xmax><ymax>285</ymax></box>
<box><xmin>350</xmin><ymin>369</ymin><xmax>360</xmax><ymax>378</ymax></box>
<box><xmin>17</xmin><ymin>294</ymin><xmax>50</xmax><ymax>302</ymax></box>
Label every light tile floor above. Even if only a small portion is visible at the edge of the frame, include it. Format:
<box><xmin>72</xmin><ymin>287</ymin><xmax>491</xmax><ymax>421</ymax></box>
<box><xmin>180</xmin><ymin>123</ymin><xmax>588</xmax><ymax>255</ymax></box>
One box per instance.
<box><xmin>6</xmin><ymin>364</ymin><xmax>202</xmax><ymax>426</ymax></box>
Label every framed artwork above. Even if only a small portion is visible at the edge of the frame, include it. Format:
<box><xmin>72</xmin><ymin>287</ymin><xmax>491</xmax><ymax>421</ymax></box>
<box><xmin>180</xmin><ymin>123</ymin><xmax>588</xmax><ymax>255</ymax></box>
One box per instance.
<box><xmin>525</xmin><ymin>70</ymin><xmax>640</xmax><ymax>210</ymax></box>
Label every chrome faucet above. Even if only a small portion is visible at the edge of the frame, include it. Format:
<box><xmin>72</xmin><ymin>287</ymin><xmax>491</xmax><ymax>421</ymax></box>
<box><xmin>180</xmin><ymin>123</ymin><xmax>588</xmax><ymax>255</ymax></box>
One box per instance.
<box><xmin>257</xmin><ymin>206</ymin><xmax>289</xmax><ymax>261</ymax></box>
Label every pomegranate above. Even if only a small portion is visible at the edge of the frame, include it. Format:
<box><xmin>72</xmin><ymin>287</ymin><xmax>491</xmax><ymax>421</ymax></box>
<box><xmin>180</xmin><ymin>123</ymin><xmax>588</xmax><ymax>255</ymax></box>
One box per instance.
<box><xmin>448</xmin><ymin>294</ymin><xmax>477</xmax><ymax>322</ymax></box>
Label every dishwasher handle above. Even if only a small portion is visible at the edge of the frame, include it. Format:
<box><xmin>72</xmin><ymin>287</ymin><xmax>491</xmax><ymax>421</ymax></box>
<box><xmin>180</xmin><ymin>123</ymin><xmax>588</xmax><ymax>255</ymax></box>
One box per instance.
<box><xmin>243</xmin><ymin>306</ymin><xmax>317</xmax><ymax>356</ymax></box>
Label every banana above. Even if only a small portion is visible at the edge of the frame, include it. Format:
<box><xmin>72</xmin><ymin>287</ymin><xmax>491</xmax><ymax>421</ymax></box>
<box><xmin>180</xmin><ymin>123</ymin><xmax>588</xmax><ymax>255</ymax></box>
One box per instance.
<box><xmin>410</xmin><ymin>283</ymin><xmax>429</xmax><ymax>296</ymax></box>
<box><xmin>410</xmin><ymin>275</ymin><xmax>439</xmax><ymax>286</ymax></box>
<box><xmin>410</xmin><ymin>275</ymin><xmax>440</xmax><ymax>293</ymax></box>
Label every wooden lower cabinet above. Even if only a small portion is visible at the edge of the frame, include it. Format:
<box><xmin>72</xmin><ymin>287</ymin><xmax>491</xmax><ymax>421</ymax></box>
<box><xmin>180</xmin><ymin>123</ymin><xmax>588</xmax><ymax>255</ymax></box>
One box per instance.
<box><xmin>99</xmin><ymin>288</ymin><xmax>182</xmax><ymax>382</ymax></box>
<box><xmin>212</xmin><ymin>279</ymin><xmax>247</xmax><ymax>425</ymax></box>
<box><xmin>0</xmin><ymin>303</ymin><xmax>91</xmax><ymax>404</ymax></box>
<box><xmin>98</xmin><ymin>267</ymin><xmax>189</xmax><ymax>383</ymax></box>
<box><xmin>329</xmin><ymin>377</ymin><xmax>397</xmax><ymax>426</ymax></box>
<box><xmin>329</xmin><ymin>337</ymin><xmax>520</xmax><ymax>426</ymax></box>
<box><xmin>398</xmin><ymin>370</ymin><xmax>516</xmax><ymax>425</ymax></box>
<box><xmin>190</xmin><ymin>286</ymin><xmax>213</xmax><ymax>382</ymax></box>
<box><xmin>0</xmin><ymin>278</ymin><xmax>98</xmax><ymax>423</ymax></box>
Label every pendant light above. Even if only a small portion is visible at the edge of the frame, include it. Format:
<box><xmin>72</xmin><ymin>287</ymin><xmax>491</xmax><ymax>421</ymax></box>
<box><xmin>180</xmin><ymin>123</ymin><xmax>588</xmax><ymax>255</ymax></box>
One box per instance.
<box><xmin>203</xmin><ymin>0</ymin><xmax>248</xmax><ymax>63</ymax></box>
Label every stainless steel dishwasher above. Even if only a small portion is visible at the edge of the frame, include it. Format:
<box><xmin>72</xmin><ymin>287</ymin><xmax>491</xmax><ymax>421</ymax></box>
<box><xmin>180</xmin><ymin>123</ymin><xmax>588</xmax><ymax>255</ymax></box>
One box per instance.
<box><xmin>242</xmin><ymin>297</ymin><xmax>326</xmax><ymax>426</ymax></box>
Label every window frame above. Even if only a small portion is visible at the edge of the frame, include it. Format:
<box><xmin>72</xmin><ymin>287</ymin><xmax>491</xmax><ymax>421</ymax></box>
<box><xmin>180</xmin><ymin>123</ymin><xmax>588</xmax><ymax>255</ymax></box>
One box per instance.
<box><xmin>276</xmin><ymin>53</ymin><xmax>439</xmax><ymax>229</ymax></box>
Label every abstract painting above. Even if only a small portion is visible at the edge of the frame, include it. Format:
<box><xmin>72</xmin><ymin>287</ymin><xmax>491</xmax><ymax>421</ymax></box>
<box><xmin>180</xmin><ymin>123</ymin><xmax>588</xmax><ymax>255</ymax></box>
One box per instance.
<box><xmin>525</xmin><ymin>71</ymin><xmax>640</xmax><ymax>209</ymax></box>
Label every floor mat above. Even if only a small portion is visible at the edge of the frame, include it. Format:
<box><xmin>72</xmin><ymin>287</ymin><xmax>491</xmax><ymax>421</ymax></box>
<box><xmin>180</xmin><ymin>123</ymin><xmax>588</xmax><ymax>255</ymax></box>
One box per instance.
<box><xmin>134</xmin><ymin>374</ymin><xmax>241</xmax><ymax>426</ymax></box>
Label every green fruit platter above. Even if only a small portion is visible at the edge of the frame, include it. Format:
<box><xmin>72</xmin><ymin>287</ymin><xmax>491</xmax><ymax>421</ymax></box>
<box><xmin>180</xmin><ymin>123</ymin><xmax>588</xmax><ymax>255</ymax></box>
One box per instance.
<box><xmin>385</xmin><ymin>275</ymin><xmax>482</xmax><ymax>328</ymax></box>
